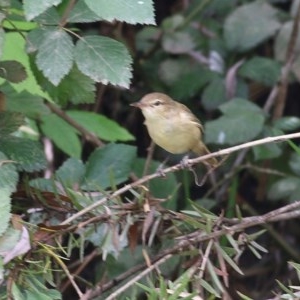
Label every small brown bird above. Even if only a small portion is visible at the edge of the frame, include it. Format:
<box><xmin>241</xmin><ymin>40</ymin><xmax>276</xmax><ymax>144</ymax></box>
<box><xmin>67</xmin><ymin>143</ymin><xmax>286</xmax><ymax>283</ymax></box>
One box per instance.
<box><xmin>131</xmin><ymin>92</ymin><xmax>217</xmax><ymax>167</ymax></box>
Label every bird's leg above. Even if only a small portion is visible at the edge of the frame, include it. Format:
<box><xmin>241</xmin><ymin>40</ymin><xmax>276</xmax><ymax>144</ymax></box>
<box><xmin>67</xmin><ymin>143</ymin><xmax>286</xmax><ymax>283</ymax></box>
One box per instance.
<box><xmin>180</xmin><ymin>156</ymin><xmax>208</xmax><ymax>186</ymax></box>
<box><xmin>156</xmin><ymin>156</ymin><xmax>170</xmax><ymax>177</ymax></box>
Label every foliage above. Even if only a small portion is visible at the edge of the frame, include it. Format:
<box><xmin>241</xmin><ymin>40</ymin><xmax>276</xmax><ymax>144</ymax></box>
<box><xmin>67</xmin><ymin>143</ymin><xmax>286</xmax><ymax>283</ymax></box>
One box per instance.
<box><xmin>1</xmin><ymin>0</ymin><xmax>300</xmax><ymax>299</ymax></box>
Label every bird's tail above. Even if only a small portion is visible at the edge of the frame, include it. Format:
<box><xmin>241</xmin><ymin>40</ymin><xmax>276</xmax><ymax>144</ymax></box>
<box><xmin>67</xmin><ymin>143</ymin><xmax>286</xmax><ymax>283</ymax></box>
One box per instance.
<box><xmin>192</xmin><ymin>142</ymin><xmax>218</xmax><ymax>167</ymax></box>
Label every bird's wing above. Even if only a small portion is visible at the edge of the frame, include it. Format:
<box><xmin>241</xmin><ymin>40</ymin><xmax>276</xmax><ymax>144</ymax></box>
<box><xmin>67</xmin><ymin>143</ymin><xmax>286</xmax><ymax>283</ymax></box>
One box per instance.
<box><xmin>177</xmin><ymin>102</ymin><xmax>204</xmax><ymax>133</ymax></box>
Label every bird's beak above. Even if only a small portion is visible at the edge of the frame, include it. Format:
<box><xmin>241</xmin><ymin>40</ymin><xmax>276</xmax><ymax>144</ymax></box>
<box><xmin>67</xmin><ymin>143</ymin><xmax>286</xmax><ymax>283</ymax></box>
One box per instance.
<box><xmin>130</xmin><ymin>101</ymin><xmax>143</xmax><ymax>108</ymax></box>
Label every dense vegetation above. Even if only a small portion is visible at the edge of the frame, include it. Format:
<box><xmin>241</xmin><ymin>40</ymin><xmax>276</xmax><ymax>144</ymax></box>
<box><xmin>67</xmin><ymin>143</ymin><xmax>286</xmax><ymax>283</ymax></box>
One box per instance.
<box><xmin>1</xmin><ymin>0</ymin><xmax>300</xmax><ymax>299</ymax></box>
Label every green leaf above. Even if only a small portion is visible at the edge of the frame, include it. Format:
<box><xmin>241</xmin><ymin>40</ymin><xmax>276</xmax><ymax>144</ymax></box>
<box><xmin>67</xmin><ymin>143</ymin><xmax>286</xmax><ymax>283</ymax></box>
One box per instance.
<box><xmin>205</xmin><ymin>98</ymin><xmax>265</xmax><ymax>145</ymax></box>
<box><xmin>56</xmin><ymin>158</ymin><xmax>85</xmax><ymax>188</ymax></box>
<box><xmin>132</xmin><ymin>158</ymin><xmax>178</xmax><ymax>209</ymax></box>
<box><xmin>219</xmin><ymin>98</ymin><xmax>263</xmax><ymax>115</ymax></box>
<box><xmin>171</xmin><ymin>71</ymin><xmax>213</xmax><ymax>100</ymax></box>
<box><xmin>23</xmin><ymin>0</ymin><xmax>62</xmax><ymax>21</ymax></box>
<box><xmin>45</xmin><ymin>66</ymin><xmax>96</xmax><ymax>105</ymax></box>
<box><xmin>27</xmin><ymin>28</ymin><xmax>49</xmax><ymax>53</ymax></box>
<box><xmin>0</xmin><ymin>111</ymin><xmax>24</xmax><ymax>136</ymax></box>
<box><xmin>1</xmin><ymin>32</ymin><xmax>50</xmax><ymax>99</ymax></box>
<box><xmin>236</xmin><ymin>291</ymin><xmax>254</xmax><ymax>300</ymax></box>
<box><xmin>40</xmin><ymin>113</ymin><xmax>81</xmax><ymax>158</ymax></box>
<box><xmin>252</xmin><ymin>127</ymin><xmax>283</xmax><ymax>160</ymax></box>
<box><xmin>268</xmin><ymin>176</ymin><xmax>300</xmax><ymax>202</ymax></box>
<box><xmin>33</xmin><ymin>6</ymin><xmax>60</xmax><ymax>25</ymax></box>
<box><xmin>0</xmin><ymin>28</ymin><xmax>4</xmax><ymax>57</ymax></box>
<box><xmin>289</xmin><ymin>152</ymin><xmax>300</xmax><ymax>176</ymax></box>
<box><xmin>67</xmin><ymin>111</ymin><xmax>135</xmax><ymax>142</ymax></box>
<box><xmin>0</xmin><ymin>136</ymin><xmax>46</xmax><ymax>172</ymax></box>
<box><xmin>224</xmin><ymin>1</ymin><xmax>280</xmax><ymax>52</ymax></box>
<box><xmin>0</xmin><ymin>152</ymin><xmax>18</xmax><ymax>194</ymax></box>
<box><xmin>74</xmin><ymin>35</ymin><xmax>132</xmax><ymax>88</ymax></box>
<box><xmin>35</xmin><ymin>28</ymin><xmax>74</xmax><ymax>86</ymax></box>
<box><xmin>3</xmin><ymin>85</ymin><xmax>50</xmax><ymax>118</ymax></box>
<box><xmin>85</xmin><ymin>0</ymin><xmax>155</xmax><ymax>25</ymax></box>
<box><xmin>0</xmin><ymin>228</ymin><xmax>21</xmax><ymax>258</ymax></box>
<box><xmin>275</xmin><ymin>20</ymin><xmax>300</xmax><ymax>83</ymax></box>
<box><xmin>214</xmin><ymin>243</ymin><xmax>243</xmax><ymax>275</ymax></box>
<box><xmin>202</xmin><ymin>77</ymin><xmax>227</xmax><ymax>111</ymax></box>
<box><xmin>273</xmin><ymin>116</ymin><xmax>300</xmax><ymax>132</ymax></box>
<box><xmin>162</xmin><ymin>32</ymin><xmax>195</xmax><ymax>54</ymax></box>
<box><xmin>158</xmin><ymin>58</ymin><xmax>214</xmax><ymax>100</ymax></box>
<box><xmin>238</xmin><ymin>56</ymin><xmax>281</xmax><ymax>86</ymax></box>
<box><xmin>68</xmin><ymin>1</ymin><xmax>101</xmax><ymax>23</ymax></box>
<box><xmin>0</xmin><ymin>61</ymin><xmax>27</xmax><ymax>83</ymax></box>
<box><xmin>275</xmin><ymin>21</ymin><xmax>300</xmax><ymax>62</ymax></box>
<box><xmin>83</xmin><ymin>143</ymin><xmax>136</xmax><ymax>190</ymax></box>
<box><xmin>205</xmin><ymin>114</ymin><xmax>265</xmax><ymax>145</ymax></box>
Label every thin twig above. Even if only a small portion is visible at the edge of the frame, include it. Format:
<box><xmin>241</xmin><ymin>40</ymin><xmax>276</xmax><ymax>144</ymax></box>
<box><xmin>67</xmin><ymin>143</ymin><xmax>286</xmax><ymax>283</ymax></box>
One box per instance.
<box><xmin>81</xmin><ymin>254</ymin><xmax>172</xmax><ymax>300</ymax></box>
<box><xmin>46</xmin><ymin>102</ymin><xmax>104</xmax><ymax>147</ymax></box>
<box><xmin>83</xmin><ymin>201</ymin><xmax>300</xmax><ymax>299</ymax></box>
<box><xmin>273</xmin><ymin>1</ymin><xmax>300</xmax><ymax>119</ymax></box>
<box><xmin>59</xmin><ymin>0</ymin><xmax>76</xmax><ymax>27</ymax></box>
<box><xmin>60</xmin><ymin>132</ymin><xmax>300</xmax><ymax>225</ymax></box>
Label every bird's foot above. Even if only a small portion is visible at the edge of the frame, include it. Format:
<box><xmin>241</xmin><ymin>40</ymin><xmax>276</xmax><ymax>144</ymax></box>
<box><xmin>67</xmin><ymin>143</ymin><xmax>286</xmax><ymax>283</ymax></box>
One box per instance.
<box><xmin>180</xmin><ymin>155</ymin><xmax>207</xmax><ymax>186</ymax></box>
<box><xmin>180</xmin><ymin>155</ymin><xmax>191</xmax><ymax>169</ymax></box>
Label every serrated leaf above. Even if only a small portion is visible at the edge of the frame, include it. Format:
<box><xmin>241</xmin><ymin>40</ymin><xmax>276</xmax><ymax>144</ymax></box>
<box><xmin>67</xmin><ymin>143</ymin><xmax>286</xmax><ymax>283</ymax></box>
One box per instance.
<box><xmin>33</xmin><ymin>6</ymin><xmax>60</xmax><ymax>24</ymax></box>
<box><xmin>26</xmin><ymin>28</ymin><xmax>49</xmax><ymax>53</ymax></box>
<box><xmin>85</xmin><ymin>0</ymin><xmax>155</xmax><ymax>25</ymax></box>
<box><xmin>67</xmin><ymin>111</ymin><xmax>135</xmax><ymax>142</ymax></box>
<box><xmin>273</xmin><ymin>116</ymin><xmax>300</xmax><ymax>132</ymax></box>
<box><xmin>36</xmin><ymin>28</ymin><xmax>74</xmax><ymax>86</ymax></box>
<box><xmin>68</xmin><ymin>1</ymin><xmax>101</xmax><ymax>23</ymax></box>
<box><xmin>0</xmin><ymin>136</ymin><xmax>46</xmax><ymax>172</ymax></box>
<box><xmin>0</xmin><ymin>111</ymin><xmax>24</xmax><ymax>136</ymax></box>
<box><xmin>74</xmin><ymin>35</ymin><xmax>132</xmax><ymax>88</ymax></box>
<box><xmin>83</xmin><ymin>143</ymin><xmax>136</xmax><ymax>190</ymax></box>
<box><xmin>224</xmin><ymin>1</ymin><xmax>280</xmax><ymax>52</ymax></box>
<box><xmin>23</xmin><ymin>0</ymin><xmax>62</xmax><ymax>21</ymax></box>
<box><xmin>202</xmin><ymin>77</ymin><xmax>227</xmax><ymax>111</ymax></box>
<box><xmin>45</xmin><ymin>66</ymin><xmax>96</xmax><ymax>105</ymax></box>
<box><xmin>0</xmin><ymin>61</ymin><xmax>27</xmax><ymax>83</ymax></box>
<box><xmin>238</xmin><ymin>56</ymin><xmax>281</xmax><ymax>86</ymax></box>
<box><xmin>0</xmin><ymin>151</ymin><xmax>18</xmax><ymax>194</ymax></box>
<box><xmin>268</xmin><ymin>176</ymin><xmax>300</xmax><ymax>202</ymax></box>
<box><xmin>132</xmin><ymin>158</ymin><xmax>177</xmax><ymax>209</ymax></box>
<box><xmin>56</xmin><ymin>158</ymin><xmax>85</xmax><ymax>188</ymax></box>
<box><xmin>40</xmin><ymin>113</ymin><xmax>81</xmax><ymax>158</ymax></box>
<box><xmin>5</xmin><ymin>89</ymin><xmax>50</xmax><ymax>119</ymax></box>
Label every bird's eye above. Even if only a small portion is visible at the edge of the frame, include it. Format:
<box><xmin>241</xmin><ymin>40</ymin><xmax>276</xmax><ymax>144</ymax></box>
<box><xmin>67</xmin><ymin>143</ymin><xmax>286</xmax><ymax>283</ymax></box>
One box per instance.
<box><xmin>153</xmin><ymin>100</ymin><xmax>162</xmax><ymax>106</ymax></box>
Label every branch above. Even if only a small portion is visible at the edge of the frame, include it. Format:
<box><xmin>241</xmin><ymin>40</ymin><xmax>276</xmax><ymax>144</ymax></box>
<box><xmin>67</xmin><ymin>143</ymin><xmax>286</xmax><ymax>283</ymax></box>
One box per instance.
<box><xmin>273</xmin><ymin>1</ymin><xmax>300</xmax><ymax>119</ymax></box>
<box><xmin>60</xmin><ymin>132</ymin><xmax>300</xmax><ymax>225</ymax></box>
<box><xmin>46</xmin><ymin>102</ymin><xmax>104</xmax><ymax>147</ymax></box>
<box><xmin>82</xmin><ymin>201</ymin><xmax>300</xmax><ymax>299</ymax></box>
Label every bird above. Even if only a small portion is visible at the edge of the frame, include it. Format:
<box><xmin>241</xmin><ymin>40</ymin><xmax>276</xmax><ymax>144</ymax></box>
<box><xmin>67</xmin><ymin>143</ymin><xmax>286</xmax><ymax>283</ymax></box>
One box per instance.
<box><xmin>131</xmin><ymin>92</ymin><xmax>217</xmax><ymax>167</ymax></box>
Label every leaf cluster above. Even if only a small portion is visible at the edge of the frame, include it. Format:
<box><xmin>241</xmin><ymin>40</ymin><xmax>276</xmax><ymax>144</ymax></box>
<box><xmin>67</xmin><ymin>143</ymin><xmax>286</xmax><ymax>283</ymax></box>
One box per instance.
<box><xmin>1</xmin><ymin>1</ymin><xmax>300</xmax><ymax>300</ymax></box>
